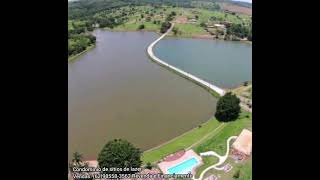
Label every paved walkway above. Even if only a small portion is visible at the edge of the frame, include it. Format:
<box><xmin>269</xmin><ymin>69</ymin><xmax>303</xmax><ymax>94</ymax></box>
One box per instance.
<box><xmin>194</xmin><ymin>136</ymin><xmax>237</xmax><ymax>180</ymax></box>
<box><xmin>147</xmin><ymin>23</ymin><xmax>225</xmax><ymax>96</ymax></box>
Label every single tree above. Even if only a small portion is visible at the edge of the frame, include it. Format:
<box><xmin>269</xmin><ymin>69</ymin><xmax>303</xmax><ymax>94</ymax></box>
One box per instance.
<box><xmin>98</xmin><ymin>139</ymin><xmax>142</xmax><ymax>174</ymax></box>
<box><xmin>172</xmin><ymin>27</ymin><xmax>178</xmax><ymax>35</ymax></box>
<box><xmin>215</xmin><ymin>92</ymin><xmax>241</xmax><ymax>122</ymax></box>
<box><xmin>145</xmin><ymin>162</ymin><xmax>153</xmax><ymax>170</ymax></box>
<box><xmin>160</xmin><ymin>21</ymin><xmax>171</xmax><ymax>33</ymax></box>
<box><xmin>72</xmin><ymin>152</ymin><xmax>83</xmax><ymax>167</ymax></box>
<box><xmin>166</xmin><ymin>15</ymin><xmax>173</xmax><ymax>21</ymax></box>
<box><xmin>138</xmin><ymin>24</ymin><xmax>145</xmax><ymax>30</ymax></box>
<box><xmin>200</xmin><ymin>22</ymin><xmax>206</xmax><ymax>28</ymax></box>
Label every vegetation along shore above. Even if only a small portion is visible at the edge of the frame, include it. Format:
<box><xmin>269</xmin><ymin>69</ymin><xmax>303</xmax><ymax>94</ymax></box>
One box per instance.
<box><xmin>68</xmin><ymin>0</ymin><xmax>252</xmax><ymax>60</ymax></box>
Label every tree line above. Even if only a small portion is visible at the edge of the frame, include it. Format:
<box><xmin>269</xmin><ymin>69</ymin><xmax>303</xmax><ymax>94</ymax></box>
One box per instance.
<box><xmin>68</xmin><ymin>0</ymin><xmax>231</xmax><ymax>20</ymax></box>
<box><xmin>160</xmin><ymin>11</ymin><xmax>176</xmax><ymax>33</ymax></box>
<box><xmin>68</xmin><ymin>21</ymin><xmax>96</xmax><ymax>58</ymax></box>
<box><xmin>226</xmin><ymin>23</ymin><xmax>252</xmax><ymax>40</ymax></box>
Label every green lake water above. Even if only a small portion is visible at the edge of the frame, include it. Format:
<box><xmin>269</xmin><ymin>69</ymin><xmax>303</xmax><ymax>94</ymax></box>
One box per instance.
<box><xmin>154</xmin><ymin>38</ymin><xmax>252</xmax><ymax>88</ymax></box>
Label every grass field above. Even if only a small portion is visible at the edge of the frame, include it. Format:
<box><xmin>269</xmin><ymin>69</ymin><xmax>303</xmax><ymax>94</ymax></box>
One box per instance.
<box><xmin>172</xmin><ymin>23</ymin><xmax>209</xmax><ymax>37</ymax></box>
<box><xmin>142</xmin><ymin>111</ymin><xmax>251</xmax><ymax>166</ymax></box>
<box><xmin>112</xmin><ymin>21</ymin><xmax>161</xmax><ymax>31</ymax></box>
<box><xmin>193</xmin><ymin>111</ymin><xmax>252</xmax><ymax>178</ymax></box>
<box><xmin>194</xmin><ymin>112</ymin><xmax>251</xmax><ymax>155</ymax></box>
<box><xmin>101</xmin><ymin>5</ymin><xmax>251</xmax><ymax>37</ymax></box>
<box><xmin>203</xmin><ymin>156</ymin><xmax>252</xmax><ymax>180</ymax></box>
<box><xmin>141</xmin><ymin>118</ymin><xmax>222</xmax><ymax>164</ymax></box>
<box><xmin>195</xmin><ymin>156</ymin><xmax>220</xmax><ymax>178</ymax></box>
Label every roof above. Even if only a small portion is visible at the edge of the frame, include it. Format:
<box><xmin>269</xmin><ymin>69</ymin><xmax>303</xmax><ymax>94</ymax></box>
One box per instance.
<box><xmin>232</xmin><ymin>129</ymin><xmax>252</xmax><ymax>155</ymax></box>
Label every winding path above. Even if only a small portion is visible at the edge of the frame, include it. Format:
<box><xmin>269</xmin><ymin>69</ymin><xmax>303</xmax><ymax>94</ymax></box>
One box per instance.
<box><xmin>194</xmin><ymin>136</ymin><xmax>237</xmax><ymax>180</ymax></box>
<box><xmin>147</xmin><ymin>23</ymin><xmax>225</xmax><ymax>96</ymax></box>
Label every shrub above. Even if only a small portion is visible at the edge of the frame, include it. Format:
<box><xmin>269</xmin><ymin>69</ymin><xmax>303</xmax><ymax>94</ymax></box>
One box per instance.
<box><xmin>138</xmin><ymin>24</ymin><xmax>145</xmax><ymax>30</ymax></box>
<box><xmin>200</xmin><ymin>22</ymin><xmax>206</xmax><ymax>28</ymax></box>
<box><xmin>145</xmin><ymin>162</ymin><xmax>152</xmax><ymax>170</ymax></box>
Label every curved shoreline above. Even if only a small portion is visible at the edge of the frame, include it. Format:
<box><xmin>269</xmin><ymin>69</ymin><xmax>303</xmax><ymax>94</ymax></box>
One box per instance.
<box><xmin>68</xmin><ymin>44</ymin><xmax>96</xmax><ymax>62</ymax></box>
<box><xmin>146</xmin><ymin>23</ymin><xmax>225</xmax><ymax>96</ymax></box>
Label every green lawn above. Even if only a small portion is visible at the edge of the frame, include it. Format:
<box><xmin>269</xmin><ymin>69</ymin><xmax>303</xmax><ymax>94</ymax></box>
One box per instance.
<box><xmin>203</xmin><ymin>156</ymin><xmax>252</xmax><ymax>180</ymax></box>
<box><xmin>238</xmin><ymin>157</ymin><xmax>252</xmax><ymax>180</ymax></box>
<box><xmin>142</xmin><ymin>118</ymin><xmax>222</xmax><ymax>164</ymax></box>
<box><xmin>113</xmin><ymin>21</ymin><xmax>161</xmax><ymax>31</ymax></box>
<box><xmin>193</xmin><ymin>111</ymin><xmax>252</xmax><ymax>178</ymax></box>
<box><xmin>194</xmin><ymin>112</ymin><xmax>251</xmax><ymax>155</ymax></box>
<box><xmin>102</xmin><ymin>5</ymin><xmax>251</xmax><ymax>38</ymax></box>
<box><xmin>172</xmin><ymin>23</ymin><xmax>208</xmax><ymax>37</ymax></box>
<box><xmin>195</xmin><ymin>156</ymin><xmax>220</xmax><ymax>178</ymax></box>
<box><xmin>142</xmin><ymin>111</ymin><xmax>251</xmax><ymax>166</ymax></box>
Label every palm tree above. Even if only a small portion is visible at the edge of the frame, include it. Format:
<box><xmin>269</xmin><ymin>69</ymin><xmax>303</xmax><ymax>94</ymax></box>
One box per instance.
<box><xmin>72</xmin><ymin>152</ymin><xmax>83</xmax><ymax>167</ymax></box>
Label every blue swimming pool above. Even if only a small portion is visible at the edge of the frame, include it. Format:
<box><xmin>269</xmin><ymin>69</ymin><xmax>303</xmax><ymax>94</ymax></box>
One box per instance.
<box><xmin>168</xmin><ymin>157</ymin><xmax>199</xmax><ymax>174</ymax></box>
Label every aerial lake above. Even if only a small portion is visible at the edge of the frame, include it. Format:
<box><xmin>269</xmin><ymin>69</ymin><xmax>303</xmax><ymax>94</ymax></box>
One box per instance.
<box><xmin>154</xmin><ymin>37</ymin><xmax>252</xmax><ymax>88</ymax></box>
<box><xmin>68</xmin><ymin>30</ymin><xmax>217</xmax><ymax>161</ymax></box>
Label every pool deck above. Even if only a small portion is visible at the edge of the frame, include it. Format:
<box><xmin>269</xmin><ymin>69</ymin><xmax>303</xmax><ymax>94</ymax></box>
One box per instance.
<box><xmin>158</xmin><ymin>149</ymin><xmax>203</xmax><ymax>175</ymax></box>
<box><xmin>163</xmin><ymin>150</ymin><xmax>185</xmax><ymax>162</ymax></box>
